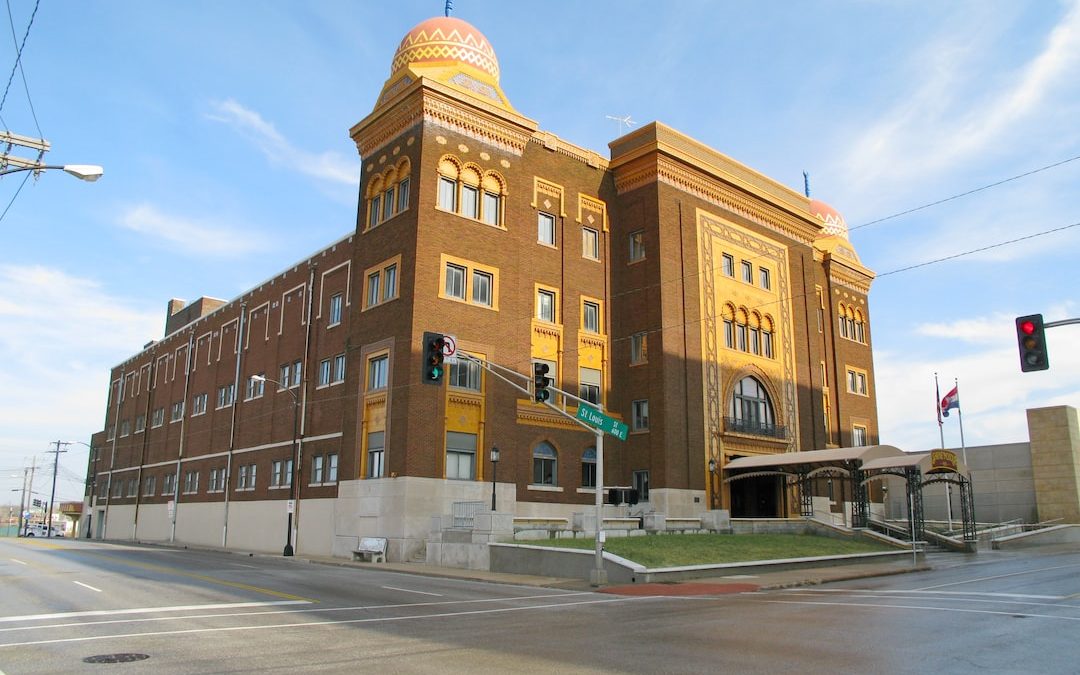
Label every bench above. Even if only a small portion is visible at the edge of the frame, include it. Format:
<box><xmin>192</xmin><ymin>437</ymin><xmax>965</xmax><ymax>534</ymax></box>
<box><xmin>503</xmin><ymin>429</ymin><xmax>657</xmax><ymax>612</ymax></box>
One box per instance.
<box><xmin>352</xmin><ymin>537</ymin><xmax>387</xmax><ymax>563</ymax></box>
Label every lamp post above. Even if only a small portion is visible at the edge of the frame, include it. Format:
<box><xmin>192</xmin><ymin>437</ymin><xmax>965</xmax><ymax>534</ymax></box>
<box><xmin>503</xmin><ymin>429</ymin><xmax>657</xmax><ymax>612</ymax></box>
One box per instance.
<box><xmin>489</xmin><ymin>445</ymin><xmax>500</xmax><ymax>511</ymax></box>
<box><xmin>45</xmin><ymin>442</ymin><xmax>68</xmax><ymax>537</ymax></box>
<box><xmin>707</xmin><ymin>457</ymin><xmax>719</xmax><ymax>509</ymax></box>
<box><xmin>0</xmin><ymin>164</ymin><xmax>104</xmax><ymax>181</ymax></box>
<box><xmin>251</xmin><ymin>375</ymin><xmax>300</xmax><ymax>556</ymax></box>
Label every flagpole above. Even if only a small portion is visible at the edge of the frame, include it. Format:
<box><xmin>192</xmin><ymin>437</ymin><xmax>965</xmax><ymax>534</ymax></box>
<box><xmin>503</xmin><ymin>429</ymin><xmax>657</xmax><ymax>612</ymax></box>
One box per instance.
<box><xmin>936</xmin><ymin>372</ymin><xmax>953</xmax><ymax>531</ymax></box>
<box><xmin>955</xmin><ymin>377</ymin><xmax>967</xmax><ymax>466</ymax></box>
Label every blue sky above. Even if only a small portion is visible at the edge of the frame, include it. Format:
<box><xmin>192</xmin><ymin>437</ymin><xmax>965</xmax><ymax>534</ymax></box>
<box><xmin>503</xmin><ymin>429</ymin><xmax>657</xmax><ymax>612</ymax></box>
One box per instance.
<box><xmin>2</xmin><ymin>0</ymin><xmax>1078</xmax><ymax>505</ymax></box>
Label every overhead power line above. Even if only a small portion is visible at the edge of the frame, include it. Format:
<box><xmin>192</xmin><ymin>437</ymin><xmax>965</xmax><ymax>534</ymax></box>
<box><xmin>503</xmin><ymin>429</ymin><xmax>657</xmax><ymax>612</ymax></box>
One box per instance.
<box><xmin>851</xmin><ymin>154</ymin><xmax>1080</xmax><ymax>233</ymax></box>
<box><xmin>0</xmin><ymin>0</ymin><xmax>39</xmax><ymax>121</ymax></box>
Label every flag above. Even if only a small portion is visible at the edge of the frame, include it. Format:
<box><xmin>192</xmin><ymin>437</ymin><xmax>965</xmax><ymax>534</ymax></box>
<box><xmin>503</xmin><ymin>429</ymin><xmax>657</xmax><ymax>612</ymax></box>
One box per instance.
<box><xmin>935</xmin><ymin>378</ymin><xmax>943</xmax><ymax>426</ymax></box>
<box><xmin>940</xmin><ymin>385</ymin><xmax>960</xmax><ymax>418</ymax></box>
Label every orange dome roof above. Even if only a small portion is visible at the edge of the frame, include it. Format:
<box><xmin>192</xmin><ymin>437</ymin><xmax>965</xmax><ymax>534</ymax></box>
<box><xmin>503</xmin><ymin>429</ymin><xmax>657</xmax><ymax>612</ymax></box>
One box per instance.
<box><xmin>390</xmin><ymin>17</ymin><xmax>500</xmax><ymax>83</ymax></box>
<box><xmin>809</xmin><ymin>198</ymin><xmax>848</xmax><ymax>238</ymax></box>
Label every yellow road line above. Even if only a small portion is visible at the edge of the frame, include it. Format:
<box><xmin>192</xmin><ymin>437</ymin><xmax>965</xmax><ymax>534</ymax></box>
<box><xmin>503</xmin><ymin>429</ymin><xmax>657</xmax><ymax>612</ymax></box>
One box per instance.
<box><xmin>69</xmin><ymin>551</ymin><xmax>316</xmax><ymax>603</ymax></box>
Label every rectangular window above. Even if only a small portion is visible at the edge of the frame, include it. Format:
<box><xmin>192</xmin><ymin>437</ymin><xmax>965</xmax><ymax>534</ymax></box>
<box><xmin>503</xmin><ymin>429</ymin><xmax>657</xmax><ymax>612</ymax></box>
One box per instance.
<box><xmin>446</xmin><ymin>431</ymin><xmax>476</xmax><ymax>480</ymax></box>
<box><xmin>582</xmin><ymin>227</ymin><xmax>599</xmax><ymax>260</ymax></box>
<box><xmin>127</xmin><ymin>479</ymin><xmax>137</xmax><ymax>497</ymax></box>
<box><xmin>724</xmin><ymin>318</ymin><xmax>735</xmax><ymax>348</ymax></box>
<box><xmin>461</xmin><ymin>184</ymin><xmax>479</xmax><ymax>219</ymax></box>
<box><xmin>312</xmin><ymin>455</ymin><xmax>324</xmax><ymax>484</ymax></box>
<box><xmin>759</xmin><ymin>267</ymin><xmax>771</xmax><ymax>290</ymax></box>
<box><xmin>120</xmin><ymin>420</ymin><xmax>131</xmax><ymax>437</ymax></box>
<box><xmin>328</xmin><ymin>453</ymin><xmax>338</xmax><ymax>483</ymax></box>
<box><xmin>482</xmin><ymin>191</ymin><xmax>501</xmax><ymax>226</ymax></box>
<box><xmin>237</xmin><ymin>464</ymin><xmax>249</xmax><ymax>490</ymax></box>
<box><xmin>246</xmin><ymin>374</ymin><xmax>265</xmax><ymax>400</ymax></box>
<box><xmin>632</xmin><ymin>399</ymin><xmax>649</xmax><ymax>431</ymax></box>
<box><xmin>279</xmin><ymin>364</ymin><xmax>291</xmax><ymax>389</ymax></box>
<box><xmin>383</xmin><ymin>264</ymin><xmax>397</xmax><ymax>301</ymax></box>
<box><xmin>397</xmin><ymin>177</ymin><xmax>410</xmax><ymax>212</ymax></box>
<box><xmin>192</xmin><ymin>393</ymin><xmax>208</xmax><ymax>416</ymax></box>
<box><xmin>318</xmin><ymin>358</ymin><xmax>332</xmax><ymax>386</ymax></box>
<box><xmin>736</xmin><ymin>324</ymin><xmax>747</xmax><ymax>352</ymax></box>
<box><xmin>106</xmin><ymin>424</ymin><xmax>115</xmax><ymax>441</ymax></box>
<box><xmin>579</xmin><ymin>367</ymin><xmax>601</xmax><ymax>405</ymax></box>
<box><xmin>383</xmin><ymin>186</ymin><xmax>395</xmax><ymax>220</ymax></box>
<box><xmin>368</xmin><ymin>354</ymin><xmax>388</xmax><ymax>391</ymax></box>
<box><xmin>209</xmin><ymin>468</ymin><xmax>225</xmax><ymax>492</ymax></box>
<box><xmin>583</xmin><ymin>301</ymin><xmax>600</xmax><ymax>333</ymax></box>
<box><xmin>852</xmin><ymin>425</ymin><xmax>868</xmax><ymax>447</ymax></box>
<box><xmin>135</xmin><ymin>414</ymin><xmax>146</xmax><ymax>433</ymax></box>
<box><xmin>183</xmin><ymin>470</ymin><xmax>199</xmax><ymax>494</ymax></box>
<box><xmin>472</xmin><ymin>270</ymin><xmax>493</xmax><ymax>306</ymax></box>
<box><xmin>333</xmin><ymin>354</ymin><xmax>346</xmax><ymax>383</ymax></box>
<box><xmin>816</xmin><ymin>288</ymin><xmax>824</xmax><ymax>333</ymax></box>
<box><xmin>143</xmin><ymin>475</ymin><xmax>156</xmax><ymax>496</ymax></box>
<box><xmin>367</xmin><ymin>271</ymin><xmax>381</xmax><ymax>308</ymax></box>
<box><xmin>445</xmin><ymin>263</ymin><xmax>466</xmax><ymax>300</ymax></box>
<box><xmin>582</xmin><ymin>451</ymin><xmax>596</xmax><ymax>488</ymax></box>
<box><xmin>722</xmin><ymin>253</ymin><xmax>734</xmax><ymax>277</ymax></box>
<box><xmin>846</xmin><ymin>368</ymin><xmax>868</xmax><ymax>396</ymax></box>
<box><xmin>292</xmin><ymin>361</ymin><xmax>302</xmax><ymax>388</ymax></box>
<box><xmin>367</xmin><ymin>198</ymin><xmax>380</xmax><ymax>228</ymax></box>
<box><xmin>163</xmin><ymin>473</ymin><xmax>176</xmax><ymax>496</ymax></box>
<box><xmin>216</xmin><ymin>384</ymin><xmax>235</xmax><ymax>409</ymax></box>
<box><xmin>630</xmin><ymin>332</ymin><xmax>648</xmax><ymax>364</ymax></box>
<box><xmin>328</xmin><ymin>293</ymin><xmax>343</xmax><ymax>326</ymax></box>
<box><xmin>367</xmin><ymin>431</ymin><xmax>385</xmax><ymax>478</ymax></box>
<box><xmin>538</xmin><ymin>212</ymin><xmax>556</xmax><ymax>246</ymax></box>
<box><xmin>762</xmin><ymin>330</ymin><xmax>774</xmax><ymax>359</ymax></box>
<box><xmin>151</xmin><ymin>408</ymin><xmax>165</xmax><ymax>428</ymax></box>
<box><xmin>271</xmin><ymin>459</ymin><xmax>293</xmax><ymax>488</ymax></box>
<box><xmin>438</xmin><ymin>176</ymin><xmax>457</xmax><ymax>211</ymax></box>
<box><xmin>629</xmin><ymin>230</ymin><xmax>645</xmax><ymax>262</ymax></box>
<box><xmin>741</xmin><ymin>260</ymin><xmax>753</xmax><ymax>283</ymax></box>
<box><xmin>537</xmin><ymin>289</ymin><xmax>556</xmax><ymax>323</ymax></box>
<box><xmin>449</xmin><ymin>357</ymin><xmax>481</xmax><ymax>391</ymax></box>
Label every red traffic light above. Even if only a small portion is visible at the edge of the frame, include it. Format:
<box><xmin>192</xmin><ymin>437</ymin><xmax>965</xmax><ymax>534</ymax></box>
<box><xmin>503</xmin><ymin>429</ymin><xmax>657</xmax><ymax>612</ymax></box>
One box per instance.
<box><xmin>1015</xmin><ymin>314</ymin><xmax>1048</xmax><ymax>373</ymax></box>
<box><xmin>1019</xmin><ymin>319</ymin><xmax>1036</xmax><ymax>336</ymax></box>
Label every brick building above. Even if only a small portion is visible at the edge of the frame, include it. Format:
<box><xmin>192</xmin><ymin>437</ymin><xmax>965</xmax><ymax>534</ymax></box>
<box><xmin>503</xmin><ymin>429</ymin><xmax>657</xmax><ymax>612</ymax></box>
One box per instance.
<box><xmin>83</xmin><ymin>15</ymin><xmax>877</xmax><ymax>560</ymax></box>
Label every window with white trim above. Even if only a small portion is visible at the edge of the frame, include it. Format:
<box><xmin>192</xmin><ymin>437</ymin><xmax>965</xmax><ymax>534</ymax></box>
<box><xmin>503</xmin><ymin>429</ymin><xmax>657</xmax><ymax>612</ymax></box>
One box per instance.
<box><xmin>538</xmin><ymin>212</ymin><xmax>556</xmax><ymax>246</ymax></box>
<box><xmin>632</xmin><ymin>399</ymin><xmax>649</xmax><ymax>431</ymax></box>
<box><xmin>446</xmin><ymin>431</ymin><xmax>476</xmax><ymax>480</ymax></box>
<box><xmin>328</xmin><ymin>293</ymin><xmax>343</xmax><ymax>326</ymax></box>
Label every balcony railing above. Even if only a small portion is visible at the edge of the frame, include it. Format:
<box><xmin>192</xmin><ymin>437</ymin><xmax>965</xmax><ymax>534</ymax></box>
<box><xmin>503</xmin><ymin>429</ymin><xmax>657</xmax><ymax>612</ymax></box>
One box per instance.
<box><xmin>724</xmin><ymin>416</ymin><xmax>787</xmax><ymax>439</ymax></box>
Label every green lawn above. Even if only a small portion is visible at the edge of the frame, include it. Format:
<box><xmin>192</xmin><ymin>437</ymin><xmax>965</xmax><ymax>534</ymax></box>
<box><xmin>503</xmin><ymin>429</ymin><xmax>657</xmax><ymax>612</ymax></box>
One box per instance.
<box><xmin>524</xmin><ymin>533</ymin><xmax>893</xmax><ymax>568</ymax></box>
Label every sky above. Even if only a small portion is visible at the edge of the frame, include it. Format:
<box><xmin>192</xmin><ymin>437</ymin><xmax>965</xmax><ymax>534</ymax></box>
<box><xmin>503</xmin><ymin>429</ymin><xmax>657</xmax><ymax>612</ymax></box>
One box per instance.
<box><xmin>1</xmin><ymin>0</ymin><xmax>1077</xmax><ymax>506</ymax></box>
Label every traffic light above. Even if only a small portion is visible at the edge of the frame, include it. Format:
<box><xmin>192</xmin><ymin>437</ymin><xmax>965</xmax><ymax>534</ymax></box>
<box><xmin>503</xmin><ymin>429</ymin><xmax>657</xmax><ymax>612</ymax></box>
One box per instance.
<box><xmin>31</xmin><ymin>498</ymin><xmax>41</xmax><ymax>508</ymax></box>
<box><xmin>533</xmin><ymin>362</ymin><xmax>551</xmax><ymax>403</ymax></box>
<box><xmin>422</xmin><ymin>332</ymin><xmax>446</xmax><ymax>383</ymax></box>
<box><xmin>1015</xmin><ymin>314</ymin><xmax>1049</xmax><ymax>372</ymax></box>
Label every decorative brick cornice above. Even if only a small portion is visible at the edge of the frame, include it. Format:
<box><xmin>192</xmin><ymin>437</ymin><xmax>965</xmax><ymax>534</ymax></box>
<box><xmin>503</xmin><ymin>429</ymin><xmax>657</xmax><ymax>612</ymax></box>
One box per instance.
<box><xmin>616</xmin><ymin>156</ymin><xmax>819</xmax><ymax>246</ymax></box>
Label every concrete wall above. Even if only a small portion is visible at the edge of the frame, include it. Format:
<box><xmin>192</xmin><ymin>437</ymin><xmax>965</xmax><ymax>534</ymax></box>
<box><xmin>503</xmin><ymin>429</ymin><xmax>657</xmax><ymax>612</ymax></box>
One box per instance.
<box><xmin>993</xmin><ymin>524</ymin><xmax>1080</xmax><ymax>549</ymax></box>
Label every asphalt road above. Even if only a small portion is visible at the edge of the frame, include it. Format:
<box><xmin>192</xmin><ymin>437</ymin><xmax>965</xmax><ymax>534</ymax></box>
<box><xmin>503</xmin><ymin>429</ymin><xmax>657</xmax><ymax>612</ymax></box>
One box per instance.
<box><xmin>1</xmin><ymin>537</ymin><xmax>1079</xmax><ymax>673</ymax></box>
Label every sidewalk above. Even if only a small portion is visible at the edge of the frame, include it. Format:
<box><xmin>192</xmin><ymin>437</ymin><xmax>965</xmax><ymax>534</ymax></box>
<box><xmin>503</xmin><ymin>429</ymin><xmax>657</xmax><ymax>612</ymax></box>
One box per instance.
<box><xmin>301</xmin><ymin>553</ymin><xmax>932</xmax><ymax>596</ymax></box>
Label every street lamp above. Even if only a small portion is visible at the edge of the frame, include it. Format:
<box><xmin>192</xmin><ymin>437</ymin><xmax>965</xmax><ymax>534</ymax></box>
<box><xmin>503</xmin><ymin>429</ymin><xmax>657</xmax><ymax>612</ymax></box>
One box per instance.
<box><xmin>489</xmin><ymin>445</ymin><xmax>500</xmax><ymax>511</ymax></box>
<box><xmin>251</xmin><ymin>374</ymin><xmax>300</xmax><ymax>556</ymax></box>
<box><xmin>707</xmin><ymin>457</ymin><xmax>719</xmax><ymax>509</ymax></box>
<box><xmin>0</xmin><ymin>164</ymin><xmax>104</xmax><ymax>181</ymax></box>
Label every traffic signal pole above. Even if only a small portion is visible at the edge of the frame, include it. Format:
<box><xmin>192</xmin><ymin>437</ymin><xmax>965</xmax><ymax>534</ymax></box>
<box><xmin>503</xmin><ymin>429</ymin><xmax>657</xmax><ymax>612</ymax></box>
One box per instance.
<box><xmin>451</xmin><ymin>351</ymin><xmax>609</xmax><ymax>586</ymax></box>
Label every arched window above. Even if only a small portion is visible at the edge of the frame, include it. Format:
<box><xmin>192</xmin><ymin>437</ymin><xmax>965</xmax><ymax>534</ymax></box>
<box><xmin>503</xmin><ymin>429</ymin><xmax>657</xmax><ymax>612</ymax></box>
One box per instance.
<box><xmin>736</xmin><ymin>308</ymin><xmax>749</xmax><ymax>352</ymax></box>
<box><xmin>722</xmin><ymin>304</ymin><xmax>736</xmax><ymax>349</ymax></box>
<box><xmin>366</xmin><ymin>175</ymin><xmax>385</xmax><ymax>229</ymax></box>
<box><xmin>532</xmin><ymin>441</ymin><xmax>557</xmax><ymax>486</ymax></box>
<box><xmin>364</xmin><ymin>158</ymin><xmax>411</xmax><ymax>230</ymax></box>
<box><xmin>729</xmin><ymin>376</ymin><xmax>775</xmax><ymax>434</ymax></box>
<box><xmin>837</xmin><ymin>303</ymin><xmax>849</xmax><ymax>338</ymax></box>
<box><xmin>854</xmin><ymin>310</ymin><xmax>865</xmax><ymax>343</ymax></box>
<box><xmin>435</xmin><ymin>155</ymin><xmax>505</xmax><ymax>226</ymax></box>
<box><xmin>761</xmin><ymin>315</ymin><xmax>775</xmax><ymax>359</ymax></box>
<box><xmin>581</xmin><ymin>446</ymin><xmax>596</xmax><ymax>488</ymax></box>
<box><xmin>749</xmin><ymin>312</ymin><xmax>762</xmax><ymax>355</ymax></box>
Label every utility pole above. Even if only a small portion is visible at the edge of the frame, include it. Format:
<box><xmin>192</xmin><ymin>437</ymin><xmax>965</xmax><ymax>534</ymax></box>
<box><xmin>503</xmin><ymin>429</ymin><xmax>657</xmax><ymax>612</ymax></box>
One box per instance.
<box><xmin>46</xmin><ymin>442</ymin><xmax>68</xmax><ymax>535</ymax></box>
<box><xmin>17</xmin><ymin>464</ymin><xmax>30</xmax><ymax>534</ymax></box>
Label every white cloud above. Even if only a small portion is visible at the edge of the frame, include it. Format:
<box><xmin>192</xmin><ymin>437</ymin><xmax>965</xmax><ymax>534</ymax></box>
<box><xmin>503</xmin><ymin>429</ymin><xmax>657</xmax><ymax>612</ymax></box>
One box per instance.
<box><xmin>206</xmin><ymin>98</ymin><xmax>359</xmax><ymax>185</ymax></box>
<box><xmin>0</xmin><ymin>266</ymin><xmax>162</xmax><ymax>500</ymax></box>
<box><xmin>118</xmin><ymin>203</ymin><xmax>268</xmax><ymax>257</ymax></box>
<box><xmin>839</xmin><ymin>1</ymin><xmax>1080</xmax><ymax>191</ymax></box>
<box><xmin>874</xmin><ymin>307</ymin><xmax>1080</xmax><ymax>453</ymax></box>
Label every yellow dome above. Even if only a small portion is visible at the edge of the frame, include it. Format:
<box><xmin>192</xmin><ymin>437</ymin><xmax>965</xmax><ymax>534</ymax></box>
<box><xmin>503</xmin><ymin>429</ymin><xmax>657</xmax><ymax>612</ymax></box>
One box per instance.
<box><xmin>390</xmin><ymin>17</ymin><xmax>499</xmax><ymax>83</ymax></box>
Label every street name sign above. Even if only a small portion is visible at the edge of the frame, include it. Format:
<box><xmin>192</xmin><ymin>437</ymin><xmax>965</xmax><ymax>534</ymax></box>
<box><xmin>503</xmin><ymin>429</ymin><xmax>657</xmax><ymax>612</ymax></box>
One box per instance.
<box><xmin>576</xmin><ymin>404</ymin><xmax>629</xmax><ymax>441</ymax></box>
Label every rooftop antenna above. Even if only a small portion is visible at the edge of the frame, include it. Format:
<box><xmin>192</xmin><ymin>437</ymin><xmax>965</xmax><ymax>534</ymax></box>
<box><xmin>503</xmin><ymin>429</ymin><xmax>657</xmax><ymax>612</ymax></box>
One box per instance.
<box><xmin>803</xmin><ymin>170</ymin><xmax>811</xmax><ymax>198</ymax></box>
<box><xmin>606</xmin><ymin>114</ymin><xmax>636</xmax><ymax>135</ymax></box>
<box><xmin>445</xmin><ymin>0</ymin><xmax>453</xmax><ymax>17</ymax></box>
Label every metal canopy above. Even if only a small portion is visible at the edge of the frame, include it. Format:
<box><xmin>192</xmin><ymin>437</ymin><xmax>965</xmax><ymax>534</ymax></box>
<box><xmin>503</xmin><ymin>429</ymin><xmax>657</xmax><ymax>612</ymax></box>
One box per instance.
<box><xmin>723</xmin><ymin>444</ymin><xmax>905</xmax><ymax>471</ymax></box>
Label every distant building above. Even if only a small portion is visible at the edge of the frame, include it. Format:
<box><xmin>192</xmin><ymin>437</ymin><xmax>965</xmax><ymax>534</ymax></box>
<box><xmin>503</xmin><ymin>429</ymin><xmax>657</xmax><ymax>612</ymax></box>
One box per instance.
<box><xmin>83</xmin><ymin>15</ymin><xmax>878</xmax><ymax>559</ymax></box>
